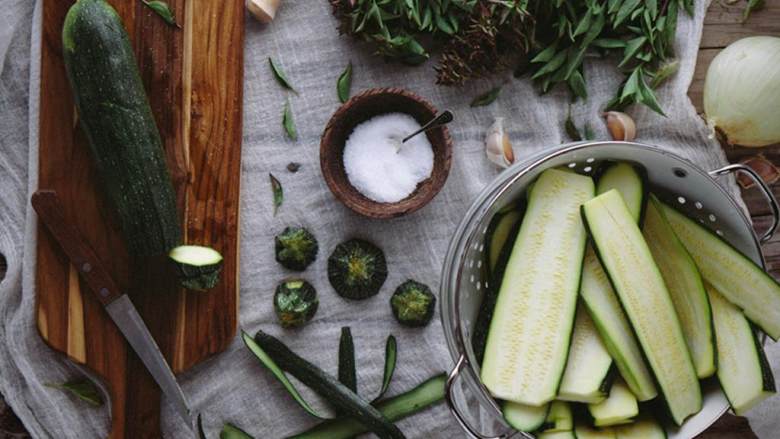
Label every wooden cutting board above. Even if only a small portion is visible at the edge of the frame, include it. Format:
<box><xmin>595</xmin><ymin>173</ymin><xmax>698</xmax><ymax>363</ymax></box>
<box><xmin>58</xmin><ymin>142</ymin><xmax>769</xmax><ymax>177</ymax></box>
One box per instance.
<box><xmin>35</xmin><ymin>0</ymin><xmax>244</xmax><ymax>437</ymax></box>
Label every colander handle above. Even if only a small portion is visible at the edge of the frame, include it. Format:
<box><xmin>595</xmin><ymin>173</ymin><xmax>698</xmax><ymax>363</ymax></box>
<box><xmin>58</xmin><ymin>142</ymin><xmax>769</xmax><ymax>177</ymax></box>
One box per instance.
<box><xmin>709</xmin><ymin>163</ymin><xmax>779</xmax><ymax>243</ymax></box>
<box><xmin>446</xmin><ymin>355</ymin><xmax>532</xmax><ymax>439</ymax></box>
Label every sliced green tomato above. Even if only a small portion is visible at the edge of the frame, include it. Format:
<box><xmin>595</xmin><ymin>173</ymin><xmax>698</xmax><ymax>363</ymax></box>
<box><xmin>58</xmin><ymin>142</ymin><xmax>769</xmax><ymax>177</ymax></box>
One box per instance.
<box><xmin>487</xmin><ymin>209</ymin><xmax>523</xmax><ymax>272</ymax></box>
<box><xmin>588</xmin><ymin>378</ymin><xmax>638</xmax><ymax>427</ymax></box>
<box><xmin>707</xmin><ymin>284</ymin><xmax>776</xmax><ymax>415</ymax></box>
<box><xmin>557</xmin><ymin>304</ymin><xmax>613</xmax><ymax>404</ymax></box>
<box><xmin>482</xmin><ymin>169</ymin><xmax>594</xmax><ymax>406</ymax></box>
<box><xmin>579</xmin><ymin>247</ymin><xmax>657</xmax><ymax>402</ymax></box>
<box><xmin>595</xmin><ymin>162</ymin><xmax>645</xmax><ymax>221</ymax></box>
<box><xmin>575</xmin><ymin>423</ymin><xmax>616</xmax><ymax>439</ymax></box>
<box><xmin>538</xmin><ymin>431</ymin><xmax>576</xmax><ymax>439</ymax></box>
<box><xmin>583</xmin><ymin>190</ymin><xmax>701</xmax><ymax>425</ymax></box>
<box><xmin>662</xmin><ymin>202</ymin><xmax>780</xmax><ymax>340</ymax></box>
<box><xmin>540</xmin><ymin>401</ymin><xmax>573</xmax><ymax>432</ymax></box>
<box><xmin>502</xmin><ymin>401</ymin><xmax>549</xmax><ymax>432</ymax></box>
<box><xmin>614</xmin><ymin>415</ymin><xmax>667</xmax><ymax>439</ymax></box>
<box><xmin>643</xmin><ymin>196</ymin><xmax>715</xmax><ymax>378</ymax></box>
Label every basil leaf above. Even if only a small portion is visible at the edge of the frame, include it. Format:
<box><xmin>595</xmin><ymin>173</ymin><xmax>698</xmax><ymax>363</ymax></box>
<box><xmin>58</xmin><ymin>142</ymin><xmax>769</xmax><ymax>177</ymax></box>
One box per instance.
<box><xmin>270</xmin><ymin>174</ymin><xmax>283</xmax><ymax>216</ymax></box>
<box><xmin>269</xmin><ymin>58</ymin><xmax>296</xmax><ymax>93</ymax></box>
<box><xmin>142</xmin><ymin>1</ymin><xmax>180</xmax><ymax>28</ymax></box>
<box><xmin>221</xmin><ymin>423</ymin><xmax>254</xmax><ymax>439</ymax></box>
<box><xmin>283</xmin><ymin>100</ymin><xmax>297</xmax><ymax>141</ymax></box>
<box><xmin>470</xmin><ymin>87</ymin><xmax>501</xmax><ymax>107</ymax></box>
<box><xmin>45</xmin><ymin>379</ymin><xmax>103</xmax><ymax>407</ymax></box>
<box><xmin>371</xmin><ymin>335</ymin><xmax>398</xmax><ymax>403</ymax></box>
<box><xmin>337</xmin><ymin>62</ymin><xmax>353</xmax><ymax>103</ymax></box>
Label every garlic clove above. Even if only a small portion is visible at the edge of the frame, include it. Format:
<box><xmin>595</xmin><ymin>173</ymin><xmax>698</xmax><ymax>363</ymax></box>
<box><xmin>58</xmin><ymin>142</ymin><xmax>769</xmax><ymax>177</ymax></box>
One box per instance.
<box><xmin>603</xmin><ymin>111</ymin><xmax>636</xmax><ymax>142</ymax></box>
<box><xmin>485</xmin><ymin>118</ymin><xmax>515</xmax><ymax>168</ymax></box>
<box><xmin>247</xmin><ymin>0</ymin><xmax>281</xmax><ymax>23</ymax></box>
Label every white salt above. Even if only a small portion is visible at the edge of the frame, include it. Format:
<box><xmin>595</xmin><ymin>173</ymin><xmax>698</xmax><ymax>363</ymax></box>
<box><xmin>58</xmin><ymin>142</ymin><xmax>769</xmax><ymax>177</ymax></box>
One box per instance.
<box><xmin>343</xmin><ymin>113</ymin><xmax>434</xmax><ymax>203</ymax></box>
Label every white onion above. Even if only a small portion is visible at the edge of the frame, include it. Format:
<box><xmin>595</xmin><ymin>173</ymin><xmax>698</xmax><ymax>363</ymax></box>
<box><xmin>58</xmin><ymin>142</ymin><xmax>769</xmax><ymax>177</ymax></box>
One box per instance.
<box><xmin>703</xmin><ymin>36</ymin><xmax>780</xmax><ymax>147</ymax></box>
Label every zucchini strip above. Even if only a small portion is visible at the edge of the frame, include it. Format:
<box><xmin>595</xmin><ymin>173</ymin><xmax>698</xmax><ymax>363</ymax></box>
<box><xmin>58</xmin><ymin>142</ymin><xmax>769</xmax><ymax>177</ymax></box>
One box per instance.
<box><xmin>288</xmin><ymin>374</ymin><xmax>446</xmax><ymax>439</ymax></box>
<box><xmin>540</xmin><ymin>401</ymin><xmax>573</xmax><ymax>432</ymax></box>
<box><xmin>595</xmin><ymin>163</ymin><xmax>646</xmax><ymax>221</ymax></box>
<box><xmin>557</xmin><ymin>304</ymin><xmax>614</xmax><ymax>404</ymax></box>
<box><xmin>614</xmin><ymin>414</ymin><xmax>666</xmax><ymax>439</ymax></box>
<box><xmin>371</xmin><ymin>335</ymin><xmax>397</xmax><ymax>403</ymax></box>
<box><xmin>482</xmin><ymin>169</ymin><xmax>593</xmax><ymax>406</ymax></box>
<box><xmin>251</xmin><ymin>331</ymin><xmax>404</xmax><ymax>438</ymax></box>
<box><xmin>338</xmin><ymin>327</ymin><xmax>357</xmax><ymax>412</ymax></box>
<box><xmin>643</xmin><ymin>196</ymin><xmax>715</xmax><ymax>378</ymax></box>
<box><xmin>588</xmin><ymin>378</ymin><xmax>638</xmax><ymax>427</ymax></box>
<box><xmin>662</xmin><ymin>202</ymin><xmax>780</xmax><ymax>340</ymax></box>
<box><xmin>575</xmin><ymin>423</ymin><xmax>616</xmax><ymax>439</ymax></box>
<box><xmin>707</xmin><ymin>284</ymin><xmax>776</xmax><ymax>415</ymax></box>
<box><xmin>502</xmin><ymin>401</ymin><xmax>549</xmax><ymax>432</ymax></box>
<box><xmin>583</xmin><ymin>190</ymin><xmax>701</xmax><ymax>425</ymax></box>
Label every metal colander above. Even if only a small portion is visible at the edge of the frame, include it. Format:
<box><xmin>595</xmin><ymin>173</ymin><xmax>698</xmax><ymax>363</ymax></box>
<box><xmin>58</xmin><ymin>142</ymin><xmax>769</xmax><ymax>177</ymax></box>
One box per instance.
<box><xmin>439</xmin><ymin>141</ymin><xmax>779</xmax><ymax>439</ymax></box>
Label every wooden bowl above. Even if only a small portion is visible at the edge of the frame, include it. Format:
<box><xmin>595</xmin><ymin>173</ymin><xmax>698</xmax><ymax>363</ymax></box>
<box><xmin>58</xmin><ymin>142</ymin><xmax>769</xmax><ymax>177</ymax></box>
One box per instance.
<box><xmin>320</xmin><ymin>88</ymin><xmax>453</xmax><ymax>219</ymax></box>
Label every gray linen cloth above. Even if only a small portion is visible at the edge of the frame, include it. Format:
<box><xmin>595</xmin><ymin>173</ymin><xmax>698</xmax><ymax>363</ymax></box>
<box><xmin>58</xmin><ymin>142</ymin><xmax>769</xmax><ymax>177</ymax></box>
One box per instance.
<box><xmin>0</xmin><ymin>0</ymin><xmax>776</xmax><ymax>437</ymax></box>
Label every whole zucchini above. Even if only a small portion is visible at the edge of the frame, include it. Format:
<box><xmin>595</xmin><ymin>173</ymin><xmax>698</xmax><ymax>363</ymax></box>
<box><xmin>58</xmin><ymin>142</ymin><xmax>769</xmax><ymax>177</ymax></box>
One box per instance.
<box><xmin>62</xmin><ymin>0</ymin><xmax>181</xmax><ymax>259</ymax></box>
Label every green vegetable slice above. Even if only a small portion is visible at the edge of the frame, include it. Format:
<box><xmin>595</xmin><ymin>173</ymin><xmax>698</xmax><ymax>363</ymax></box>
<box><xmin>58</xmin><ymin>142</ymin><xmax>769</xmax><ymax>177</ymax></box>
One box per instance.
<box><xmin>288</xmin><ymin>374</ymin><xmax>446</xmax><ymax>439</ymax></box>
<box><xmin>274</xmin><ymin>226</ymin><xmax>319</xmax><ymax>271</ymax></box>
<box><xmin>328</xmin><ymin>239</ymin><xmax>388</xmax><ymax>300</ymax></box>
<box><xmin>142</xmin><ymin>0</ymin><xmax>179</xmax><ymax>27</ymax></box>
<box><xmin>198</xmin><ymin>413</ymin><xmax>207</xmax><ymax>439</ymax></box>
<box><xmin>502</xmin><ymin>401</ymin><xmax>549</xmax><ymax>432</ymax></box>
<box><xmin>338</xmin><ymin>327</ymin><xmax>357</xmax><ymax>395</ymax></box>
<box><xmin>539</xmin><ymin>400</ymin><xmax>573</xmax><ymax>432</ymax></box>
<box><xmin>270</xmin><ymin>174</ymin><xmax>283</xmax><ymax>215</ymax></box>
<box><xmin>390</xmin><ymin>280</ymin><xmax>436</xmax><ymax>327</ymax></box>
<box><xmin>252</xmin><ymin>331</ymin><xmax>404</xmax><ymax>439</ymax></box>
<box><xmin>274</xmin><ymin>280</ymin><xmax>319</xmax><ymax>328</ymax></box>
<box><xmin>169</xmin><ymin>245</ymin><xmax>223</xmax><ymax>291</ymax></box>
<box><xmin>371</xmin><ymin>335</ymin><xmax>397</xmax><ymax>403</ymax></box>
<box><xmin>241</xmin><ymin>331</ymin><xmax>328</xmax><ymax>419</ymax></box>
<box><xmin>220</xmin><ymin>423</ymin><xmax>254</xmax><ymax>439</ymax></box>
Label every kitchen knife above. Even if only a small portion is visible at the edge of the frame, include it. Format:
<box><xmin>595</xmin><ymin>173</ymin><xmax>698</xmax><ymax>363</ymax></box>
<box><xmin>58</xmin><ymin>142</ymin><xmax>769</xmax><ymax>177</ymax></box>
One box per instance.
<box><xmin>31</xmin><ymin>190</ymin><xmax>193</xmax><ymax>429</ymax></box>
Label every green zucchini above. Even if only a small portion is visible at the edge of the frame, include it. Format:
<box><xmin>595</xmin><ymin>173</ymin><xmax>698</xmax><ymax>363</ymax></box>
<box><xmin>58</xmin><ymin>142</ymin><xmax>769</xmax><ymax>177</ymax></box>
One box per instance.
<box><xmin>595</xmin><ymin>163</ymin><xmax>646</xmax><ymax>221</ymax></box>
<box><xmin>662</xmin><ymin>202</ymin><xmax>780</xmax><ymax>340</ymax></box>
<box><xmin>538</xmin><ymin>431</ymin><xmax>576</xmax><ymax>439</ymax></box>
<box><xmin>63</xmin><ymin>0</ymin><xmax>181</xmax><ymax>260</ymax></box>
<box><xmin>338</xmin><ymin>327</ymin><xmax>357</xmax><ymax>405</ymax></box>
<box><xmin>540</xmin><ymin>401</ymin><xmax>573</xmax><ymax>432</ymax></box>
<box><xmin>482</xmin><ymin>169</ymin><xmax>594</xmax><ymax>406</ymax></box>
<box><xmin>169</xmin><ymin>245</ymin><xmax>223</xmax><ymax>291</ymax></box>
<box><xmin>502</xmin><ymin>401</ymin><xmax>549</xmax><ymax>432</ymax></box>
<box><xmin>575</xmin><ymin>423</ymin><xmax>616</xmax><ymax>439</ymax></box>
<box><xmin>614</xmin><ymin>415</ymin><xmax>666</xmax><ymax>439</ymax></box>
<box><xmin>588</xmin><ymin>378</ymin><xmax>638</xmax><ymax>427</ymax></box>
<box><xmin>288</xmin><ymin>374</ymin><xmax>446</xmax><ymax>439</ymax></box>
<box><xmin>643</xmin><ymin>196</ymin><xmax>714</xmax><ymax>378</ymax></box>
<box><xmin>557</xmin><ymin>304</ymin><xmax>614</xmax><ymax>403</ymax></box>
<box><xmin>582</xmin><ymin>190</ymin><xmax>701</xmax><ymax>425</ymax></box>
<box><xmin>252</xmin><ymin>331</ymin><xmax>404</xmax><ymax>439</ymax></box>
<box><xmin>486</xmin><ymin>208</ymin><xmax>524</xmax><ymax>273</ymax></box>
<box><xmin>707</xmin><ymin>284</ymin><xmax>776</xmax><ymax>415</ymax></box>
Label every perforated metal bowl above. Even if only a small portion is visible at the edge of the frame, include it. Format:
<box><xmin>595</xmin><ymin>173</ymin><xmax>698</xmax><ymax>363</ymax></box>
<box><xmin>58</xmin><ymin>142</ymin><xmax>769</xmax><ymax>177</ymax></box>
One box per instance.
<box><xmin>440</xmin><ymin>141</ymin><xmax>779</xmax><ymax>439</ymax></box>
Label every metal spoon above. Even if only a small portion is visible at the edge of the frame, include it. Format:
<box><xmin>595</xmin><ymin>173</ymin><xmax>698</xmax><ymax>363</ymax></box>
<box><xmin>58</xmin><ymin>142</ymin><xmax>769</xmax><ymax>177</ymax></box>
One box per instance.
<box><xmin>402</xmin><ymin>110</ymin><xmax>454</xmax><ymax>143</ymax></box>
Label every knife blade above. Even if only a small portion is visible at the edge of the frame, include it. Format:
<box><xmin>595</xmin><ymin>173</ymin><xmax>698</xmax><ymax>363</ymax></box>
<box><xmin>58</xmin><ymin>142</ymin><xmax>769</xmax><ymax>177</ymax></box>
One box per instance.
<box><xmin>31</xmin><ymin>190</ymin><xmax>193</xmax><ymax>428</ymax></box>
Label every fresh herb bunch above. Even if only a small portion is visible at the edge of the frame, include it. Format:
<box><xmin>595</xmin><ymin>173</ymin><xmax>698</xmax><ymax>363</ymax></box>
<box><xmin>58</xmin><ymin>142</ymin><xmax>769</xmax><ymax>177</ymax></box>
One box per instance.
<box><xmin>330</xmin><ymin>0</ymin><xmax>476</xmax><ymax>65</ymax></box>
<box><xmin>528</xmin><ymin>0</ymin><xmax>693</xmax><ymax>114</ymax></box>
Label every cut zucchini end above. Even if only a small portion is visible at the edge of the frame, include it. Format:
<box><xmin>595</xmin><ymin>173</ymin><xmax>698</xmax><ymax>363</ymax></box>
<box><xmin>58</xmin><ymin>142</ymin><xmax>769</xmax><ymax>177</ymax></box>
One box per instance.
<box><xmin>180</xmin><ymin>269</ymin><xmax>222</xmax><ymax>291</ymax></box>
<box><xmin>169</xmin><ymin>245</ymin><xmax>224</xmax><ymax>266</ymax></box>
<box><xmin>169</xmin><ymin>245</ymin><xmax>223</xmax><ymax>291</ymax></box>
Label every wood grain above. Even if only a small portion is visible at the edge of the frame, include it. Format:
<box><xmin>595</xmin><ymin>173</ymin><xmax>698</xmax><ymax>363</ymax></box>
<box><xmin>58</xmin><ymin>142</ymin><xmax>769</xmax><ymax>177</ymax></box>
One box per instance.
<box><xmin>35</xmin><ymin>0</ymin><xmax>244</xmax><ymax>437</ymax></box>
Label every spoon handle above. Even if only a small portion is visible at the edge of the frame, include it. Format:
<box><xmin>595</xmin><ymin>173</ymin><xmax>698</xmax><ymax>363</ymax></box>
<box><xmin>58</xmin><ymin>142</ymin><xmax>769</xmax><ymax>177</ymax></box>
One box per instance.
<box><xmin>402</xmin><ymin>110</ymin><xmax>454</xmax><ymax>143</ymax></box>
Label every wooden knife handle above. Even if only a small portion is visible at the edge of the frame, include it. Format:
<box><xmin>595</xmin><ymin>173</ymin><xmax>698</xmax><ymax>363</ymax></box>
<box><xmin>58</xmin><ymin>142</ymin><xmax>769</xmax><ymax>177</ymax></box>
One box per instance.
<box><xmin>31</xmin><ymin>190</ymin><xmax>124</xmax><ymax>306</ymax></box>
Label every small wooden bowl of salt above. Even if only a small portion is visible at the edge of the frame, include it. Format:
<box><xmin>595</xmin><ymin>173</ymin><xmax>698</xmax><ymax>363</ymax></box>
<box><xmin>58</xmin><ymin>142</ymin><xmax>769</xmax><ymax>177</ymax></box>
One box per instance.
<box><xmin>321</xmin><ymin>88</ymin><xmax>453</xmax><ymax>219</ymax></box>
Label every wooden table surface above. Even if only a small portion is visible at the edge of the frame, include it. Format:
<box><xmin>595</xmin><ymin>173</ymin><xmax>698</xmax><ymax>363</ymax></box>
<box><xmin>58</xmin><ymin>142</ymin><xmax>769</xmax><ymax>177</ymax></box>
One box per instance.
<box><xmin>1</xmin><ymin>1</ymin><xmax>778</xmax><ymax>437</ymax></box>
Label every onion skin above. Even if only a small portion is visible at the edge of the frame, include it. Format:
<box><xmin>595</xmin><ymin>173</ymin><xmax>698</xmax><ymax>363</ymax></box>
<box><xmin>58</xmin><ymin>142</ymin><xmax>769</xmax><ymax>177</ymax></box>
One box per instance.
<box><xmin>703</xmin><ymin>36</ymin><xmax>780</xmax><ymax>147</ymax></box>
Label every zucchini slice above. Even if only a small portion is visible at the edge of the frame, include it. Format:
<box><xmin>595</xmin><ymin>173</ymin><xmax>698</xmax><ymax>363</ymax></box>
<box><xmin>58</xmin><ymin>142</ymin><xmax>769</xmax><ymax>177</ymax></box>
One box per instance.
<box><xmin>540</xmin><ymin>401</ymin><xmax>573</xmax><ymax>432</ymax></box>
<box><xmin>575</xmin><ymin>424</ymin><xmax>616</xmax><ymax>439</ymax></box>
<box><xmin>588</xmin><ymin>379</ymin><xmax>638</xmax><ymax>427</ymax></box>
<box><xmin>482</xmin><ymin>169</ymin><xmax>594</xmax><ymax>405</ymax></box>
<box><xmin>502</xmin><ymin>401</ymin><xmax>549</xmax><ymax>432</ymax></box>
<box><xmin>582</xmin><ymin>190</ymin><xmax>701</xmax><ymax>425</ymax></box>
<box><xmin>662</xmin><ymin>202</ymin><xmax>780</xmax><ymax>340</ymax></box>
<box><xmin>487</xmin><ymin>208</ymin><xmax>524</xmax><ymax>273</ymax></box>
<box><xmin>579</xmin><ymin>248</ymin><xmax>657</xmax><ymax>402</ymax></box>
<box><xmin>707</xmin><ymin>284</ymin><xmax>776</xmax><ymax>415</ymax></box>
<box><xmin>614</xmin><ymin>415</ymin><xmax>666</xmax><ymax>439</ymax></box>
<box><xmin>643</xmin><ymin>196</ymin><xmax>715</xmax><ymax>378</ymax></box>
<box><xmin>595</xmin><ymin>163</ymin><xmax>646</xmax><ymax>221</ymax></box>
<box><xmin>338</xmin><ymin>327</ymin><xmax>357</xmax><ymax>395</ymax></box>
<box><xmin>558</xmin><ymin>304</ymin><xmax>613</xmax><ymax>403</ymax></box>
<box><xmin>538</xmin><ymin>431</ymin><xmax>576</xmax><ymax>439</ymax></box>
<box><xmin>289</xmin><ymin>374</ymin><xmax>446</xmax><ymax>439</ymax></box>
<box><xmin>169</xmin><ymin>245</ymin><xmax>223</xmax><ymax>291</ymax></box>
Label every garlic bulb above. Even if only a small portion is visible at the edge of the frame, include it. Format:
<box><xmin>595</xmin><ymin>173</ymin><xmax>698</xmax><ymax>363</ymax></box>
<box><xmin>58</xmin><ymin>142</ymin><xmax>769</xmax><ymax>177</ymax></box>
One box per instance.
<box><xmin>485</xmin><ymin>118</ymin><xmax>515</xmax><ymax>168</ymax></box>
<box><xmin>704</xmin><ymin>36</ymin><xmax>780</xmax><ymax>147</ymax></box>
<box><xmin>603</xmin><ymin>111</ymin><xmax>636</xmax><ymax>141</ymax></box>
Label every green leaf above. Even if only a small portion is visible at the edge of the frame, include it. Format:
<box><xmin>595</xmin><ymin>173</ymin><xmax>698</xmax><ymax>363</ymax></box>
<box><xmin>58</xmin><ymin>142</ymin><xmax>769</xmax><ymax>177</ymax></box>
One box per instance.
<box><xmin>270</xmin><ymin>174</ymin><xmax>283</xmax><ymax>216</ymax></box>
<box><xmin>620</xmin><ymin>68</ymin><xmax>641</xmax><ymax>102</ymax></box>
<box><xmin>637</xmin><ymin>69</ymin><xmax>666</xmax><ymax>115</ymax></box>
<box><xmin>572</xmin><ymin>10</ymin><xmax>593</xmax><ymax>39</ymax></box>
<box><xmin>584</xmin><ymin>124</ymin><xmax>595</xmax><ymax>141</ymax></box>
<box><xmin>470</xmin><ymin>86</ymin><xmax>501</xmax><ymax>107</ymax></box>
<box><xmin>269</xmin><ymin>58</ymin><xmax>296</xmax><ymax>93</ymax></box>
<box><xmin>530</xmin><ymin>42</ymin><xmax>559</xmax><ymax>64</ymax></box>
<box><xmin>142</xmin><ymin>1</ymin><xmax>180</xmax><ymax>28</ymax></box>
<box><xmin>650</xmin><ymin>59</ymin><xmax>679</xmax><ymax>88</ymax></box>
<box><xmin>435</xmin><ymin>13</ymin><xmax>455</xmax><ymax>34</ymax></box>
<box><xmin>618</xmin><ymin>36</ymin><xmax>647</xmax><ymax>67</ymax></box>
<box><xmin>337</xmin><ymin>62</ymin><xmax>353</xmax><ymax>103</ymax></box>
<box><xmin>531</xmin><ymin>50</ymin><xmax>567</xmax><ymax>79</ymax></box>
<box><xmin>565</xmin><ymin>105</ymin><xmax>582</xmax><ymax>142</ymax></box>
<box><xmin>614</xmin><ymin>0</ymin><xmax>641</xmax><ymax>28</ymax></box>
<box><xmin>568</xmin><ymin>69</ymin><xmax>588</xmax><ymax>99</ymax></box>
<box><xmin>283</xmin><ymin>100</ymin><xmax>297</xmax><ymax>141</ymax></box>
<box><xmin>646</xmin><ymin>0</ymin><xmax>658</xmax><ymax>19</ymax></box>
<box><xmin>591</xmin><ymin>38</ymin><xmax>627</xmax><ymax>49</ymax></box>
<box><xmin>371</xmin><ymin>335</ymin><xmax>398</xmax><ymax>403</ymax></box>
<box><xmin>45</xmin><ymin>379</ymin><xmax>103</xmax><ymax>407</ymax></box>
<box><xmin>743</xmin><ymin>0</ymin><xmax>765</xmax><ymax>22</ymax></box>
<box><xmin>198</xmin><ymin>414</ymin><xmax>207</xmax><ymax>439</ymax></box>
<box><xmin>221</xmin><ymin>423</ymin><xmax>254</xmax><ymax>439</ymax></box>
<box><xmin>242</xmin><ymin>331</ymin><xmax>328</xmax><ymax>418</ymax></box>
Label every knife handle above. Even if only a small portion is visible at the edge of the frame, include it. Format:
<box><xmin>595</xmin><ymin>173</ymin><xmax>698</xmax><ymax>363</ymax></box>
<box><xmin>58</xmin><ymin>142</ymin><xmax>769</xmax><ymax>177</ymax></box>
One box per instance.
<box><xmin>32</xmin><ymin>190</ymin><xmax>124</xmax><ymax>306</ymax></box>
